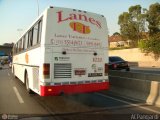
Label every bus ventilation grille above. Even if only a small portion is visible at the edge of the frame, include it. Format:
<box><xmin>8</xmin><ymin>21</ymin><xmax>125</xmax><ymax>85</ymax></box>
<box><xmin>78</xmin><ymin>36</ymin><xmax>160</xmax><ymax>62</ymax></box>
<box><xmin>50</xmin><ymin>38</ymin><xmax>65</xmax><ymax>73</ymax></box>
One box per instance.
<box><xmin>54</xmin><ymin>63</ymin><xmax>72</xmax><ymax>78</ymax></box>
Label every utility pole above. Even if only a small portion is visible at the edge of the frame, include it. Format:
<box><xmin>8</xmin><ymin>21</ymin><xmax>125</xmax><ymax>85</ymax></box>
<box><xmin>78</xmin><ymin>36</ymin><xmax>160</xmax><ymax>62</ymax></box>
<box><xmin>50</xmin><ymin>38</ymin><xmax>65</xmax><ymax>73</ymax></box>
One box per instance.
<box><xmin>37</xmin><ymin>0</ymin><xmax>39</xmax><ymax>16</ymax></box>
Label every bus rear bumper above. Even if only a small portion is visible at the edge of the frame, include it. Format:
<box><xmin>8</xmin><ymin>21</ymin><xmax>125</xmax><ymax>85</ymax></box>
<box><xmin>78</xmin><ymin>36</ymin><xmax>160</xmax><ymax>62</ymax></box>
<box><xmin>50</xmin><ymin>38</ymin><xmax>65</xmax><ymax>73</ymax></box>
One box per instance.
<box><xmin>40</xmin><ymin>81</ymin><xmax>109</xmax><ymax>96</ymax></box>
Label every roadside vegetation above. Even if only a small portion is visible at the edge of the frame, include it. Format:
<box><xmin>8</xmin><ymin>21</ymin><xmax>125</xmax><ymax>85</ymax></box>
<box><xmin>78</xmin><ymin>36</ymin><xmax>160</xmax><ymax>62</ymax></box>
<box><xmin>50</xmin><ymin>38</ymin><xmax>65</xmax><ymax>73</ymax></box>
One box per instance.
<box><xmin>138</xmin><ymin>33</ymin><xmax>160</xmax><ymax>60</ymax></box>
<box><xmin>109</xmin><ymin>46</ymin><xmax>131</xmax><ymax>50</ymax></box>
<box><xmin>118</xmin><ymin>3</ymin><xmax>160</xmax><ymax>59</ymax></box>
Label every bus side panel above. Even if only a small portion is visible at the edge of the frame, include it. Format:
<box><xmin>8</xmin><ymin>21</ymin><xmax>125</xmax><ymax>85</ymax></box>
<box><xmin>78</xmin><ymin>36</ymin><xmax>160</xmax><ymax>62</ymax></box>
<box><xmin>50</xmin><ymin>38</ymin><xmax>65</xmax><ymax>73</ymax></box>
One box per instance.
<box><xmin>13</xmin><ymin>64</ymin><xmax>25</xmax><ymax>83</ymax></box>
<box><xmin>26</xmin><ymin>66</ymin><xmax>40</xmax><ymax>94</ymax></box>
<box><xmin>12</xmin><ymin>46</ymin><xmax>42</xmax><ymax>94</ymax></box>
<box><xmin>32</xmin><ymin>67</ymin><xmax>39</xmax><ymax>92</ymax></box>
<box><xmin>12</xmin><ymin>64</ymin><xmax>39</xmax><ymax>94</ymax></box>
<box><xmin>24</xmin><ymin>47</ymin><xmax>42</xmax><ymax>94</ymax></box>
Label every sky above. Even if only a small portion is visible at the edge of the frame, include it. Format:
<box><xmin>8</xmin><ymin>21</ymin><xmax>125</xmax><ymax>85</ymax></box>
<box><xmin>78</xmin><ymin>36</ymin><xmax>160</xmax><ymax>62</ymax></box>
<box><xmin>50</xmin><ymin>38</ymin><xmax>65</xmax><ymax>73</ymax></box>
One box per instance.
<box><xmin>0</xmin><ymin>0</ymin><xmax>159</xmax><ymax>45</ymax></box>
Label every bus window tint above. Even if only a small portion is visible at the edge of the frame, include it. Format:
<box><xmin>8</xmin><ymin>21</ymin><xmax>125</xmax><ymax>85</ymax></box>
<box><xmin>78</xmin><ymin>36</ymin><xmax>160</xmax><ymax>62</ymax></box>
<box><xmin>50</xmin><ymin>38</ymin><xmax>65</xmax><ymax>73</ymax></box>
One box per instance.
<box><xmin>25</xmin><ymin>33</ymin><xmax>28</xmax><ymax>49</ymax></box>
<box><xmin>16</xmin><ymin>43</ymin><xmax>18</xmax><ymax>53</ymax></box>
<box><xmin>38</xmin><ymin>20</ymin><xmax>42</xmax><ymax>43</ymax></box>
<box><xmin>33</xmin><ymin>23</ymin><xmax>38</xmax><ymax>46</ymax></box>
<box><xmin>28</xmin><ymin>29</ymin><xmax>33</xmax><ymax>47</ymax></box>
<box><xmin>21</xmin><ymin>39</ymin><xmax>23</xmax><ymax>51</ymax></box>
<box><xmin>23</xmin><ymin>35</ymin><xmax>25</xmax><ymax>50</ymax></box>
<box><xmin>18</xmin><ymin>40</ymin><xmax>22</xmax><ymax>52</ymax></box>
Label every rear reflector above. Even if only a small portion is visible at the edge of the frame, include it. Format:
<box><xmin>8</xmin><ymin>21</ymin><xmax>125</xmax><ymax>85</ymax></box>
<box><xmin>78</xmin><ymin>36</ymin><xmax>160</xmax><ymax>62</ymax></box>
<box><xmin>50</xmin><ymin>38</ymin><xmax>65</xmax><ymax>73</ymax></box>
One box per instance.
<box><xmin>105</xmin><ymin>63</ymin><xmax>108</xmax><ymax>76</ymax></box>
<box><xmin>43</xmin><ymin>63</ymin><xmax>50</xmax><ymax>79</ymax></box>
<box><xmin>48</xmin><ymin>88</ymin><xmax>52</xmax><ymax>92</ymax></box>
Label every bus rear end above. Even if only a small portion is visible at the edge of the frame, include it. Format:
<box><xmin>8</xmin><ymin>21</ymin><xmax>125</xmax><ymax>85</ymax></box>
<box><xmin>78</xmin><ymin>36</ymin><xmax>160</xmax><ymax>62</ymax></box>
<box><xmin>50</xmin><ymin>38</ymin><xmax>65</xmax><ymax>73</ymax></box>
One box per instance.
<box><xmin>40</xmin><ymin>7</ymin><xmax>109</xmax><ymax>96</ymax></box>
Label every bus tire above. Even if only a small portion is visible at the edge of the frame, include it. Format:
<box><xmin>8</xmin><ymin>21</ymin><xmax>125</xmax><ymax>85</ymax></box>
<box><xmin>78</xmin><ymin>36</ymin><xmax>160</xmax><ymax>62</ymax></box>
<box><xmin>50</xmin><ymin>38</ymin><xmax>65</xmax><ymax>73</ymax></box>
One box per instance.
<box><xmin>25</xmin><ymin>72</ymin><xmax>32</xmax><ymax>94</ymax></box>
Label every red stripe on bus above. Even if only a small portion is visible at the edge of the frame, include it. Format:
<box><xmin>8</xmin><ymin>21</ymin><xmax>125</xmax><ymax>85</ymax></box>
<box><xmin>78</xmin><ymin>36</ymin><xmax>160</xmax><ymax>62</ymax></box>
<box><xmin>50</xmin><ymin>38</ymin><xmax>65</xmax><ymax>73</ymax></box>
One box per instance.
<box><xmin>40</xmin><ymin>81</ymin><xmax>109</xmax><ymax>96</ymax></box>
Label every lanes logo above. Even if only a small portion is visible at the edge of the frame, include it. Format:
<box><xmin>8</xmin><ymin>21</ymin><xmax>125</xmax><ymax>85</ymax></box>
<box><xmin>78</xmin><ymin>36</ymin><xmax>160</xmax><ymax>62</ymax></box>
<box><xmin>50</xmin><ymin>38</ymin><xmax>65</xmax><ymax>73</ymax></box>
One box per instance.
<box><xmin>70</xmin><ymin>22</ymin><xmax>90</xmax><ymax>34</ymax></box>
<box><xmin>57</xmin><ymin>10</ymin><xmax>102</xmax><ymax>34</ymax></box>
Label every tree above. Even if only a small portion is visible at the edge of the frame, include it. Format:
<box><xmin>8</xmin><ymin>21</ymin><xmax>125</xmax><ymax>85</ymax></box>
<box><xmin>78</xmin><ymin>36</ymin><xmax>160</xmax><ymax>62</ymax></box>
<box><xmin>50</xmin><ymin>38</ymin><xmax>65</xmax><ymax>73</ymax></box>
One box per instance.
<box><xmin>119</xmin><ymin>3</ymin><xmax>160</xmax><ymax>58</ymax></box>
<box><xmin>146</xmin><ymin>3</ymin><xmax>160</xmax><ymax>35</ymax></box>
<box><xmin>138</xmin><ymin>3</ymin><xmax>160</xmax><ymax>60</ymax></box>
<box><xmin>138</xmin><ymin>33</ymin><xmax>160</xmax><ymax>60</ymax></box>
<box><xmin>118</xmin><ymin>5</ymin><xmax>147</xmax><ymax>47</ymax></box>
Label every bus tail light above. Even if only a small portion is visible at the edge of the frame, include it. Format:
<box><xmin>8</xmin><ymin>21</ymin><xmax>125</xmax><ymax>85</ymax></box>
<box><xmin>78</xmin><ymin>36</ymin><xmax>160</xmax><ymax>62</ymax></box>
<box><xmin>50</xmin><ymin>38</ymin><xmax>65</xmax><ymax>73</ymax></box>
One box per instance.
<box><xmin>105</xmin><ymin>63</ymin><xmax>108</xmax><ymax>76</ymax></box>
<box><xmin>43</xmin><ymin>63</ymin><xmax>50</xmax><ymax>79</ymax></box>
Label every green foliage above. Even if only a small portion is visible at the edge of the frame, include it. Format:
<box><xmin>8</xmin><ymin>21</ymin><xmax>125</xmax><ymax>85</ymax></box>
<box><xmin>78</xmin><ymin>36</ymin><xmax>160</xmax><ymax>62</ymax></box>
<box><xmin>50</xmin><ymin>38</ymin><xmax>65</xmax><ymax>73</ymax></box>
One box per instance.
<box><xmin>138</xmin><ymin>39</ymin><xmax>147</xmax><ymax>52</ymax></box>
<box><xmin>119</xmin><ymin>3</ymin><xmax>160</xmax><ymax>58</ymax></box>
<box><xmin>118</xmin><ymin>5</ymin><xmax>146</xmax><ymax>45</ymax></box>
<box><xmin>138</xmin><ymin>33</ymin><xmax>160</xmax><ymax>60</ymax></box>
<box><xmin>147</xmin><ymin>3</ymin><xmax>160</xmax><ymax>35</ymax></box>
<box><xmin>129</xmin><ymin>5</ymin><xmax>141</xmax><ymax>14</ymax></box>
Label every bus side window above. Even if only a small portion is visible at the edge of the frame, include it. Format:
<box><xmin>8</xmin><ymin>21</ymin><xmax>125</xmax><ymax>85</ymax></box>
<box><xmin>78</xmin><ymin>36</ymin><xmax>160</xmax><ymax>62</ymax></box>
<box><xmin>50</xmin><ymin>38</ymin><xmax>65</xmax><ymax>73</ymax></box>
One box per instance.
<box><xmin>25</xmin><ymin>33</ymin><xmax>28</xmax><ymax>49</ymax></box>
<box><xmin>38</xmin><ymin>20</ymin><xmax>42</xmax><ymax>43</ymax></box>
<box><xmin>15</xmin><ymin>44</ymin><xmax>17</xmax><ymax>54</ymax></box>
<box><xmin>33</xmin><ymin>23</ymin><xmax>38</xmax><ymax>46</ymax></box>
<box><xmin>28</xmin><ymin>30</ymin><xmax>31</xmax><ymax>48</ymax></box>
<box><xmin>21</xmin><ymin>39</ymin><xmax>23</xmax><ymax>51</ymax></box>
<box><xmin>16</xmin><ymin>43</ymin><xmax>18</xmax><ymax>53</ymax></box>
<box><xmin>28</xmin><ymin>29</ymin><xmax>33</xmax><ymax>48</ymax></box>
<box><xmin>19</xmin><ymin>39</ymin><xmax>22</xmax><ymax>52</ymax></box>
<box><xmin>23</xmin><ymin>35</ymin><xmax>26</xmax><ymax>50</ymax></box>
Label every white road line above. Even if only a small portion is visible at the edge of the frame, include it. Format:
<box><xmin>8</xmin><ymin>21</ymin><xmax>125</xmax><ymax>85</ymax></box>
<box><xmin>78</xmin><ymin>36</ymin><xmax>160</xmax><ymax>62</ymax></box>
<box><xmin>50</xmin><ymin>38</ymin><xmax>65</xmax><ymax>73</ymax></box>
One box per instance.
<box><xmin>107</xmin><ymin>92</ymin><xmax>140</xmax><ymax>102</ymax></box>
<box><xmin>96</xmin><ymin>93</ymin><xmax>160</xmax><ymax>114</ymax></box>
<box><xmin>13</xmin><ymin>86</ymin><xmax>24</xmax><ymax>104</ymax></box>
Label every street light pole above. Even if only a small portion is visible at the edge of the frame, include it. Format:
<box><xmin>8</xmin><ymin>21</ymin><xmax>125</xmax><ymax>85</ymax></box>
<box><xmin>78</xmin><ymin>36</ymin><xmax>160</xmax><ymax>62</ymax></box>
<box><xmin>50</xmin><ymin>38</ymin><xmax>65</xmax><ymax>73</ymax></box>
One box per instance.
<box><xmin>36</xmin><ymin>0</ymin><xmax>39</xmax><ymax>16</ymax></box>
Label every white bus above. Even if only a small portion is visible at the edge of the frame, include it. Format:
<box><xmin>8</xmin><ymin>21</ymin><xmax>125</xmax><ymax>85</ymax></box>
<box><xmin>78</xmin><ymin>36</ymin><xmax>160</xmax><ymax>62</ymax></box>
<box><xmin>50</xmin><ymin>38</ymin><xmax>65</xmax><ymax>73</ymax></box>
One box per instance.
<box><xmin>12</xmin><ymin>6</ymin><xmax>109</xmax><ymax>96</ymax></box>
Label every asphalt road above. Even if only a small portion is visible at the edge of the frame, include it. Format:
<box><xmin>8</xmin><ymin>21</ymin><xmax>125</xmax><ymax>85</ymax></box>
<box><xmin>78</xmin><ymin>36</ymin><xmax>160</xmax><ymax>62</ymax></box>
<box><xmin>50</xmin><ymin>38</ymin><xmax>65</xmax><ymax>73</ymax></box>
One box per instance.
<box><xmin>0</xmin><ymin>67</ymin><xmax>160</xmax><ymax>120</ymax></box>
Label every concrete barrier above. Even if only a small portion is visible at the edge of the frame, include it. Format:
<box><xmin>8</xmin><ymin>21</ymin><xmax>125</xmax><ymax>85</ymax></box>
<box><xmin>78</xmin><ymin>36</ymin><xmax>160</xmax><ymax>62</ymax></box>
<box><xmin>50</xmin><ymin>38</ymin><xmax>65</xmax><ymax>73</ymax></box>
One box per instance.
<box><xmin>108</xmin><ymin>70</ymin><xmax>160</xmax><ymax>107</ymax></box>
<box><xmin>155</xmin><ymin>83</ymin><xmax>160</xmax><ymax>107</ymax></box>
<box><xmin>109</xmin><ymin>75</ymin><xmax>150</xmax><ymax>101</ymax></box>
<box><xmin>146</xmin><ymin>81</ymin><xmax>159</xmax><ymax>105</ymax></box>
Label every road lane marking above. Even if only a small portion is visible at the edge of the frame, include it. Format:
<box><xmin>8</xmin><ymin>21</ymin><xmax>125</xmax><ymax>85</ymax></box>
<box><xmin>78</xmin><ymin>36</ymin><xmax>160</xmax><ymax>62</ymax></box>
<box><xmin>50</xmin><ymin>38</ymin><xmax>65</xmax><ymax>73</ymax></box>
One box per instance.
<box><xmin>106</xmin><ymin>103</ymin><xmax>146</xmax><ymax>110</ymax></box>
<box><xmin>13</xmin><ymin>86</ymin><xmax>24</xmax><ymax>104</ymax></box>
<box><xmin>105</xmin><ymin>91</ymin><xmax>140</xmax><ymax>102</ymax></box>
<box><xmin>96</xmin><ymin>93</ymin><xmax>160</xmax><ymax>114</ymax></box>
